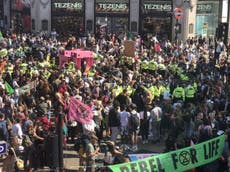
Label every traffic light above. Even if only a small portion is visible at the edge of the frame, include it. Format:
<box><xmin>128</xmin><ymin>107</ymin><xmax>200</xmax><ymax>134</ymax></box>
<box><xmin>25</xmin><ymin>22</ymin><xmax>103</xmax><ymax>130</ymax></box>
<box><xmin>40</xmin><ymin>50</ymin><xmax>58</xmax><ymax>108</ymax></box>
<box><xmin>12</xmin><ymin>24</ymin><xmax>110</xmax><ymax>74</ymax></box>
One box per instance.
<box><xmin>175</xmin><ymin>23</ymin><xmax>181</xmax><ymax>34</ymax></box>
<box><xmin>218</xmin><ymin>23</ymin><xmax>228</xmax><ymax>44</ymax></box>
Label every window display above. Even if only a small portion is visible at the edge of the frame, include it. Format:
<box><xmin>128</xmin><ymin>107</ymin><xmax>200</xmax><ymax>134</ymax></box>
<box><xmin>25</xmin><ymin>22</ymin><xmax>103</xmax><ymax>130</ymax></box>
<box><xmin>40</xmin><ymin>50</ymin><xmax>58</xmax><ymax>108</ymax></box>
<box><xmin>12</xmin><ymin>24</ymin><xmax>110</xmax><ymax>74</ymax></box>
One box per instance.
<box><xmin>96</xmin><ymin>16</ymin><xmax>128</xmax><ymax>34</ymax></box>
<box><xmin>51</xmin><ymin>0</ymin><xmax>84</xmax><ymax>37</ymax></box>
<box><xmin>140</xmin><ymin>0</ymin><xmax>172</xmax><ymax>40</ymax></box>
<box><xmin>11</xmin><ymin>0</ymin><xmax>31</xmax><ymax>32</ymax></box>
<box><xmin>196</xmin><ymin>0</ymin><xmax>219</xmax><ymax>37</ymax></box>
<box><xmin>95</xmin><ymin>0</ymin><xmax>129</xmax><ymax>35</ymax></box>
<box><xmin>142</xmin><ymin>17</ymin><xmax>171</xmax><ymax>40</ymax></box>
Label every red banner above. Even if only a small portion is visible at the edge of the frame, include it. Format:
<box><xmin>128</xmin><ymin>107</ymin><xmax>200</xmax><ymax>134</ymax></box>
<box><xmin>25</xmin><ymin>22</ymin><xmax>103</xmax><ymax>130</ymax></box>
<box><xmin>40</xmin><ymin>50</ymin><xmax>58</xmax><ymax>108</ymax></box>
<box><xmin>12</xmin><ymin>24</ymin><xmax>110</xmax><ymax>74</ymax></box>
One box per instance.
<box><xmin>68</xmin><ymin>97</ymin><xmax>93</xmax><ymax>124</ymax></box>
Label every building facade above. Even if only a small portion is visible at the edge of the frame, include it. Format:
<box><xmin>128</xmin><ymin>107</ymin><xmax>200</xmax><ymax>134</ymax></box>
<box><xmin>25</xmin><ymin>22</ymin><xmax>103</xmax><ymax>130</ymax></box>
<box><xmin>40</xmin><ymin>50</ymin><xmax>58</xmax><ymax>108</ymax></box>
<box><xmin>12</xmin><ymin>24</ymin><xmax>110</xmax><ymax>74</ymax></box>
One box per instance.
<box><xmin>2</xmin><ymin>0</ymin><xmax>229</xmax><ymax>42</ymax></box>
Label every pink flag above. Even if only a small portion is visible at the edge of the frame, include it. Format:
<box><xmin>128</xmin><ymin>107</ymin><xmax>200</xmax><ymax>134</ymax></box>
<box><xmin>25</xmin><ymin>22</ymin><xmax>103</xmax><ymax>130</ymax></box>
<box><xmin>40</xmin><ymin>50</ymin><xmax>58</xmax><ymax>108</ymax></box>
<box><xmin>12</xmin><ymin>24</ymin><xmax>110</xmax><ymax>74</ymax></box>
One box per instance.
<box><xmin>68</xmin><ymin>97</ymin><xmax>93</xmax><ymax>124</ymax></box>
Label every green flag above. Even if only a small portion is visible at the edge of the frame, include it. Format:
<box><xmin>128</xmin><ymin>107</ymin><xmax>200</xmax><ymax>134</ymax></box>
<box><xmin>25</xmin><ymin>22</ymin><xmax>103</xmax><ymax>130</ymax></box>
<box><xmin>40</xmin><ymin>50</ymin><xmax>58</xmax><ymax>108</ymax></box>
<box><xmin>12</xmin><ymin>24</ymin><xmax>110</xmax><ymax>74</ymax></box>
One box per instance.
<box><xmin>4</xmin><ymin>81</ymin><xmax>14</xmax><ymax>95</ymax></box>
<box><xmin>0</xmin><ymin>31</ymin><xmax>2</xmax><ymax>38</ymax></box>
<box><xmin>109</xmin><ymin>135</ymin><xmax>225</xmax><ymax>172</ymax></box>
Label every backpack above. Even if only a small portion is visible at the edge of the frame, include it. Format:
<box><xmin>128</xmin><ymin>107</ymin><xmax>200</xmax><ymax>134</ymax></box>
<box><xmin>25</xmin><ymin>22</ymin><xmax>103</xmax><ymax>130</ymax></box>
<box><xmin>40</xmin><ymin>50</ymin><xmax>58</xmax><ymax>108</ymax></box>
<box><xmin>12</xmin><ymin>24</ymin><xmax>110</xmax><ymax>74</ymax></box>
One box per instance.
<box><xmin>0</xmin><ymin>121</ymin><xmax>8</xmax><ymax>141</ymax></box>
<box><xmin>129</xmin><ymin>113</ymin><xmax>140</xmax><ymax>130</ymax></box>
<box><xmin>22</xmin><ymin>134</ymin><xmax>33</xmax><ymax>148</ymax></box>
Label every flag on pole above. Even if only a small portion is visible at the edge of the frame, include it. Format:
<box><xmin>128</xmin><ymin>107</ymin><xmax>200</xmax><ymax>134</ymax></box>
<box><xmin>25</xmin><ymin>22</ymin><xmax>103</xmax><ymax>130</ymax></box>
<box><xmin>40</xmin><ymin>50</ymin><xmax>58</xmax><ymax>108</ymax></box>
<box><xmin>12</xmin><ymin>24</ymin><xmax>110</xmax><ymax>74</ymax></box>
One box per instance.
<box><xmin>68</xmin><ymin>97</ymin><xmax>93</xmax><ymax>124</ymax></box>
<box><xmin>4</xmin><ymin>81</ymin><xmax>14</xmax><ymax>95</ymax></box>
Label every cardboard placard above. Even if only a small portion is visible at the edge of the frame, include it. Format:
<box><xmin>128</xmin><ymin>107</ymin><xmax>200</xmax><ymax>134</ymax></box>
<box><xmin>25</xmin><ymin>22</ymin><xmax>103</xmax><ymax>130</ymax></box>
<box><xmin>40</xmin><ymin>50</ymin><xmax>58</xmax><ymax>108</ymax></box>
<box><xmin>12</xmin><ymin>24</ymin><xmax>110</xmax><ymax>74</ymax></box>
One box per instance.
<box><xmin>123</xmin><ymin>40</ymin><xmax>135</xmax><ymax>57</ymax></box>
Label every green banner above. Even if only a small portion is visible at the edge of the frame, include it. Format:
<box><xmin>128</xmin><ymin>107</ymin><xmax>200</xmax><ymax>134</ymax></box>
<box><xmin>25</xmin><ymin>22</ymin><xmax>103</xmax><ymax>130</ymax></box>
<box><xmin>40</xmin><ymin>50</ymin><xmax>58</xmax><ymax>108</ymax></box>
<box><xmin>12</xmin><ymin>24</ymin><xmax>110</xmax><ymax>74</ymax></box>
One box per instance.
<box><xmin>109</xmin><ymin>135</ymin><xmax>225</xmax><ymax>172</ymax></box>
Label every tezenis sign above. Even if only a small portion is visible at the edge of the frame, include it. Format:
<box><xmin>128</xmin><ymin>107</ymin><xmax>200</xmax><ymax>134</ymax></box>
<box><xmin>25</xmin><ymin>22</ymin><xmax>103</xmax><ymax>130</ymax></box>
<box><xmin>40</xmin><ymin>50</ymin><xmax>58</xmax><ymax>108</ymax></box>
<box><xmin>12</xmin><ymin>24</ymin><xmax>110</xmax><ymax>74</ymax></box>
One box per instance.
<box><xmin>53</xmin><ymin>2</ymin><xmax>82</xmax><ymax>10</ymax></box>
<box><xmin>96</xmin><ymin>3</ymin><xmax>129</xmax><ymax>13</ymax></box>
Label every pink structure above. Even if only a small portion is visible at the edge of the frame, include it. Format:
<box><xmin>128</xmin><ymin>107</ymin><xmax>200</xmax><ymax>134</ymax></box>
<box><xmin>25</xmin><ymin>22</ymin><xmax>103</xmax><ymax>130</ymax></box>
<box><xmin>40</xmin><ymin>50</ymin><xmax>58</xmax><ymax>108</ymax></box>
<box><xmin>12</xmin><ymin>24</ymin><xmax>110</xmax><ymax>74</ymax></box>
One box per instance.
<box><xmin>59</xmin><ymin>49</ymin><xmax>94</xmax><ymax>70</ymax></box>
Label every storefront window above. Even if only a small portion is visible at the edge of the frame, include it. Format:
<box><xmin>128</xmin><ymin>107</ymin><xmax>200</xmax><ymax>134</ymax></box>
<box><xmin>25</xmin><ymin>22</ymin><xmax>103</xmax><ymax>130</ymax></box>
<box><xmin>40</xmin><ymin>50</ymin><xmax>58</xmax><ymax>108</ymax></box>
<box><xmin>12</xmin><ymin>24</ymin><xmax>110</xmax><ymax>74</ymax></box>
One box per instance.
<box><xmin>196</xmin><ymin>1</ymin><xmax>219</xmax><ymax>37</ymax></box>
<box><xmin>95</xmin><ymin>0</ymin><xmax>129</xmax><ymax>35</ymax></box>
<box><xmin>11</xmin><ymin>0</ymin><xmax>31</xmax><ymax>32</ymax></box>
<box><xmin>142</xmin><ymin>17</ymin><xmax>171</xmax><ymax>40</ymax></box>
<box><xmin>42</xmin><ymin>20</ymin><xmax>48</xmax><ymax>31</ymax></box>
<box><xmin>141</xmin><ymin>0</ymin><xmax>172</xmax><ymax>40</ymax></box>
<box><xmin>51</xmin><ymin>0</ymin><xmax>84</xmax><ymax>37</ymax></box>
<box><xmin>96</xmin><ymin>16</ymin><xmax>128</xmax><ymax>34</ymax></box>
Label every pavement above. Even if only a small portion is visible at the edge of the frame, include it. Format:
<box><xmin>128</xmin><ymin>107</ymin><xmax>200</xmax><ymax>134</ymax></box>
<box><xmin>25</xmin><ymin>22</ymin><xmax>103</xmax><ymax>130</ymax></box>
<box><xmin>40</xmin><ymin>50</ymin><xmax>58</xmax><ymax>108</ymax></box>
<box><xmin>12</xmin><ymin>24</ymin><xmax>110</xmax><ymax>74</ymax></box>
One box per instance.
<box><xmin>0</xmin><ymin>136</ymin><xmax>165</xmax><ymax>172</ymax></box>
<box><xmin>63</xmin><ymin>135</ymin><xmax>165</xmax><ymax>172</ymax></box>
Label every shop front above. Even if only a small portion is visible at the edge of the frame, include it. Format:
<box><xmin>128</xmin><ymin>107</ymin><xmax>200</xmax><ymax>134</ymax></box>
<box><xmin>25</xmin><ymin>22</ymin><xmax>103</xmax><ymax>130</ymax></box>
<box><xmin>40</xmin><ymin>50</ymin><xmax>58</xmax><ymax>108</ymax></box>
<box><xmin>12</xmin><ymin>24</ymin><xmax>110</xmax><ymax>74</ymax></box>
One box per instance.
<box><xmin>51</xmin><ymin>0</ymin><xmax>84</xmax><ymax>37</ymax></box>
<box><xmin>0</xmin><ymin>0</ymin><xmax>3</xmax><ymax>29</ymax></box>
<box><xmin>196</xmin><ymin>0</ymin><xmax>220</xmax><ymax>37</ymax></box>
<box><xmin>140</xmin><ymin>0</ymin><xmax>172</xmax><ymax>41</ymax></box>
<box><xmin>11</xmin><ymin>0</ymin><xmax>31</xmax><ymax>33</ymax></box>
<box><xmin>95</xmin><ymin>0</ymin><xmax>129</xmax><ymax>35</ymax></box>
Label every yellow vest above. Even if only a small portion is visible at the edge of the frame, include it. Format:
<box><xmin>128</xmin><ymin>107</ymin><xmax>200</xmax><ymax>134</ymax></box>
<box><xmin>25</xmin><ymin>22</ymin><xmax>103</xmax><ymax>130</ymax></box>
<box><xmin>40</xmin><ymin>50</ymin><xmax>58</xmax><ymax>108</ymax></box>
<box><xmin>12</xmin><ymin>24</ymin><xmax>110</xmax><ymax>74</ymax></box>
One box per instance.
<box><xmin>88</xmin><ymin>70</ymin><xmax>95</xmax><ymax>77</ymax></box>
<box><xmin>126</xmin><ymin>86</ymin><xmax>134</xmax><ymax>96</ymax></box>
<box><xmin>20</xmin><ymin>63</ymin><xmax>28</xmax><ymax>73</ymax></box>
<box><xmin>185</xmin><ymin>85</ymin><xmax>195</xmax><ymax>98</ymax></box>
<box><xmin>173</xmin><ymin>86</ymin><xmax>185</xmax><ymax>101</ymax></box>
<box><xmin>141</xmin><ymin>61</ymin><xmax>149</xmax><ymax>70</ymax></box>
<box><xmin>158</xmin><ymin>64</ymin><xmax>166</xmax><ymax>70</ymax></box>
<box><xmin>67</xmin><ymin>62</ymin><xmax>75</xmax><ymax>72</ymax></box>
<box><xmin>148</xmin><ymin>61</ymin><xmax>157</xmax><ymax>71</ymax></box>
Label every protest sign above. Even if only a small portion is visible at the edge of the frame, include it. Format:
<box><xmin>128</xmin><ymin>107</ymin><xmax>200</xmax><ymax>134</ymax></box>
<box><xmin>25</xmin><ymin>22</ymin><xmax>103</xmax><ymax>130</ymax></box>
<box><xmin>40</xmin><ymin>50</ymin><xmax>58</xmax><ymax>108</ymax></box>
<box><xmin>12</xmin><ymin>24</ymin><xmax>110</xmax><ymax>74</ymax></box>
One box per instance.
<box><xmin>109</xmin><ymin>135</ymin><xmax>225</xmax><ymax>172</ymax></box>
<box><xmin>0</xmin><ymin>141</ymin><xmax>7</xmax><ymax>155</ymax></box>
<box><xmin>123</xmin><ymin>40</ymin><xmax>135</xmax><ymax>57</ymax></box>
<box><xmin>128</xmin><ymin>153</ymin><xmax>159</xmax><ymax>161</ymax></box>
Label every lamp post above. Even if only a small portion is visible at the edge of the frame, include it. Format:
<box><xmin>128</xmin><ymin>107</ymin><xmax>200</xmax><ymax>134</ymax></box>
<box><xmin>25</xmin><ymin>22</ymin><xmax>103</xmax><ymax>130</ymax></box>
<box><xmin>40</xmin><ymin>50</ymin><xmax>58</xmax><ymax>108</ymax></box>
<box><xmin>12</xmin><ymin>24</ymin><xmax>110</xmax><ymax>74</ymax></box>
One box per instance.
<box><xmin>58</xmin><ymin>107</ymin><xmax>64</xmax><ymax>172</ymax></box>
<box><xmin>174</xmin><ymin>19</ymin><xmax>181</xmax><ymax>44</ymax></box>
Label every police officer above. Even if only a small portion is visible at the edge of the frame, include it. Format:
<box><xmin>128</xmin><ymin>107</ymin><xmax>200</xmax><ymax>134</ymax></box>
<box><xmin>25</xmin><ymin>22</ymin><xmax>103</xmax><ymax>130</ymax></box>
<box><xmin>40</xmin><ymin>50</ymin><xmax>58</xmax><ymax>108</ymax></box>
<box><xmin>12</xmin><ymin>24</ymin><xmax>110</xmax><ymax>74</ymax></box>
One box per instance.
<box><xmin>185</xmin><ymin>84</ymin><xmax>196</xmax><ymax>104</ymax></box>
<box><xmin>141</xmin><ymin>59</ymin><xmax>149</xmax><ymax>73</ymax></box>
<box><xmin>172</xmin><ymin>84</ymin><xmax>185</xmax><ymax>103</ymax></box>
<box><xmin>148</xmin><ymin>59</ymin><xmax>157</xmax><ymax>75</ymax></box>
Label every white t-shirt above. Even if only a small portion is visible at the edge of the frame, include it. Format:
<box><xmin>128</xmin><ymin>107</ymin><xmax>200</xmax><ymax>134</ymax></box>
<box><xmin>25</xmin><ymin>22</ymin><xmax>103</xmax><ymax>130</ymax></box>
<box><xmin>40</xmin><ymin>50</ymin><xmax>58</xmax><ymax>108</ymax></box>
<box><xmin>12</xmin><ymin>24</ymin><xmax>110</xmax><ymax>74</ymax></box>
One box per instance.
<box><xmin>139</xmin><ymin>111</ymin><xmax>150</xmax><ymax>120</ymax></box>
<box><xmin>151</xmin><ymin>107</ymin><xmax>162</xmax><ymax>121</ymax></box>
<box><xmin>12</xmin><ymin>80</ymin><xmax>19</xmax><ymax>88</ymax></box>
<box><xmin>82</xmin><ymin>120</ymin><xmax>97</xmax><ymax>134</ymax></box>
<box><xmin>12</xmin><ymin>123</ymin><xmax>23</xmax><ymax>139</ymax></box>
<box><xmin>0</xmin><ymin>96</ymin><xmax>2</xmax><ymax>108</ymax></box>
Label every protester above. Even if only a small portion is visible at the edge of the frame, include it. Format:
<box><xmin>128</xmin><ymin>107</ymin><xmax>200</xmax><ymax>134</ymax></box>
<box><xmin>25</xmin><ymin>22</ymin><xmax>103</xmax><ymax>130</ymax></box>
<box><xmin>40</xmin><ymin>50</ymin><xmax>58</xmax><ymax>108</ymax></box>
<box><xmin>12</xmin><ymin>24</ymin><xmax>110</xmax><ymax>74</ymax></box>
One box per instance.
<box><xmin>128</xmin><ymin>103</ymin><xmax>140</xmax><ymax>151</ymax></box>
<box><xmin>0</xmin><ymin>30</ymin><xmax>229</xmax><ymax>171</ymax></box>
<box><xmin>85</xmin><ymin>134</ymin><xmax>99</xmax><ymax>172</ymax></box>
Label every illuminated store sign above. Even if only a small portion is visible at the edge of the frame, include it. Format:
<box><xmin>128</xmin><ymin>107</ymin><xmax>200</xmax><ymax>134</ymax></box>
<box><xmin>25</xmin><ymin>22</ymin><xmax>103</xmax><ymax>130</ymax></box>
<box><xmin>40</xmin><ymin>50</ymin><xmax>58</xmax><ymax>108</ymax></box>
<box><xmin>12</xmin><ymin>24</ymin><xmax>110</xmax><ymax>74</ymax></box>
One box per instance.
<box><xmin>144</xmin><ymin>4</ymin><xmax>171</xmax><ymax>11</ymax></box>
<box><xmin>96</xmin><ymin>3</ymin><xmax>129</xmax><ymax>13</ymax></box>
<box><xmin>96</xmin><ymin>0</ymin><xmax>129</xmax><ymax>13</ymax></box>
<box><xmin>97</xmin><ymin>3</ymin><xmax>127</xmax><ymax>10</ymax></box>
<box><xmin>53</xmin><ymin>2</ymin><xmax>82</xmax><ymax>9</ymax></box>
<box><xmin>143</xmin><ymin>1</ymin><xmax>172</xmax><ymax>13</ymax></box>
<box><xmin>197</xmin><ymin>4</ymin><xmax>213</xmax><ymax>13</ymax></box>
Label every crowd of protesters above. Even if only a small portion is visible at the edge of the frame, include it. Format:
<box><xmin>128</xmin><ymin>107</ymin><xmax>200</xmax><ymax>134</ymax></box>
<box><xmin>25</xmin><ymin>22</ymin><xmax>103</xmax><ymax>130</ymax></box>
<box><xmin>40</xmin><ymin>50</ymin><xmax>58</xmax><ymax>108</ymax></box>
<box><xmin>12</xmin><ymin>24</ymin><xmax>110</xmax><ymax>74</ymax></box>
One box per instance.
<box><xmin>0</xmin><ymin>29</ymin><xmax>229</xmax><ymax>172</ymax></box>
